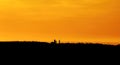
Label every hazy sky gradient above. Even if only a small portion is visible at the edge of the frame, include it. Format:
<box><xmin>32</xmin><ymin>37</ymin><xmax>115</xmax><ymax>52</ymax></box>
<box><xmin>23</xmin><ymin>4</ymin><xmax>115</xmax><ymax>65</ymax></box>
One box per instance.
<box><xmin>0</xmin><ymin>0</ymin><xmax>120</xmax><ymax>44</ymax></box>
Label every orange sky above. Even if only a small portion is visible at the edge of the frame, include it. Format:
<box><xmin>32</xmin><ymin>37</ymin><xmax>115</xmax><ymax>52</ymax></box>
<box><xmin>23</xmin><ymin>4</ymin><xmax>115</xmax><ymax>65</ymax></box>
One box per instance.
<box><xmin>0</xmin><ymin>0</ymin><xmax>120</xmax><ymax>44</ymax></box>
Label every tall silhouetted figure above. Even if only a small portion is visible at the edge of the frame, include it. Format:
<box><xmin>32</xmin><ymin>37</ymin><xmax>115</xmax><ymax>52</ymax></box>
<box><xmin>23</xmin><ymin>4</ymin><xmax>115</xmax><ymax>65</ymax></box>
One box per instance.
<box><xmin>59</xmin><ymin>40</ymin><xmax>60</xmax><ymax>44</ymax></box>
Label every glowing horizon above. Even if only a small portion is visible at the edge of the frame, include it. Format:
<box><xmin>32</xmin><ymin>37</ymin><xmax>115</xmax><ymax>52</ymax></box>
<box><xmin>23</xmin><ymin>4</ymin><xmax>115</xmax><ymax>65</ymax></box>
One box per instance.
<box><xmin>0</xmin><ymin>0</ymin><xmax>120</xmax><ymax>44</ymax></box>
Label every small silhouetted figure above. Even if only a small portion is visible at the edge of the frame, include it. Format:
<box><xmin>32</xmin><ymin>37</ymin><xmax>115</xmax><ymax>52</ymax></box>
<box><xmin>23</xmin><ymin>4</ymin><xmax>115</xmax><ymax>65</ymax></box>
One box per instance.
<box><xmin>59</xmin><ymin>40</ymin><xmax>60</xmax><ymax>44</ymax></box>
<box><xmin>51</xmin><ymin>39</ymin><xmax>57</xmax><ymax>44</ymax></box>
<box><xmin>54</xmin><ymin>40</ymin><xmax>57</xmax><ymax>44</ymax></box>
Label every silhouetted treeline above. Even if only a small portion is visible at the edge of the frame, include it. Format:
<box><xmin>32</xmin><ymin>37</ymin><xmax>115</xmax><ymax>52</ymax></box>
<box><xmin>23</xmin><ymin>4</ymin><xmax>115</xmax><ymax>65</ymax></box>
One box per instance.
<box><xmin>0</xmin><ymin>41</ymin><xmax>119</xmax><ymax>48</ymax></box>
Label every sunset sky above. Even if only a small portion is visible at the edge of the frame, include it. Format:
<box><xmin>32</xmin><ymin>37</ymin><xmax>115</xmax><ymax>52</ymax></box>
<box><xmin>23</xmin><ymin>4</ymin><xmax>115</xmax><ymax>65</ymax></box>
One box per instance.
<box><xmin>0</xmin><ymin>0</ymin><xmax>120</xmax><ymax>44</ymax></box>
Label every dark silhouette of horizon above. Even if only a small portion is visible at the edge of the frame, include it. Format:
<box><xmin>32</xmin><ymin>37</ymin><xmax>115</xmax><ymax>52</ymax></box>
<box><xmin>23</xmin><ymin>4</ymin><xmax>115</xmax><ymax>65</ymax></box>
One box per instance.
<box><xmin>0</xmin><ymin>40</ymin><xmax>119</xmax><ymax>48</ymax></box>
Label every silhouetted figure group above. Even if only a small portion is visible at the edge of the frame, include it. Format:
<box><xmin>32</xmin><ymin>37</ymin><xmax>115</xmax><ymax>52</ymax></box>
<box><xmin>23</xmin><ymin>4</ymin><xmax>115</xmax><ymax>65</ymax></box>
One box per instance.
<box><xmin>51</xmin><ymin>40</ymin><xmax>61</xmax><ymax>44</ymax></box>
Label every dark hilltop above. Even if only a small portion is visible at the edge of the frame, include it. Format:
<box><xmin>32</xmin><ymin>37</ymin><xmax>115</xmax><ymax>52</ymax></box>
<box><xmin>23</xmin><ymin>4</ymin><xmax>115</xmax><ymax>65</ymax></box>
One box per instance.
<box><xmin>0</xmin><ymin>40</ymin><xmax>119</xmax><ymax>48</ymax></box>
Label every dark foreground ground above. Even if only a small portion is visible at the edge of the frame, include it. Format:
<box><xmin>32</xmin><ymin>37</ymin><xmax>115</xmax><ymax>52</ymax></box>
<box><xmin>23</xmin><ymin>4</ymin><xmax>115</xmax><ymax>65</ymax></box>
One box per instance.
<box><xmin>0</xmin><ymin>41</ymin><xmax>119</xmax><ymax>48</ymax></box>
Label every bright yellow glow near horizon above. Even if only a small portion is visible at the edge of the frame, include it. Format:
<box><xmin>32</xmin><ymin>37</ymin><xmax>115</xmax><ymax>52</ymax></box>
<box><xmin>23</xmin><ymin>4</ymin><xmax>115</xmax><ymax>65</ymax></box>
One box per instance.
<box><xmin>0</xmin><ymin>0</ymin><xmax>120</xmax><ymax>44</ymax></box>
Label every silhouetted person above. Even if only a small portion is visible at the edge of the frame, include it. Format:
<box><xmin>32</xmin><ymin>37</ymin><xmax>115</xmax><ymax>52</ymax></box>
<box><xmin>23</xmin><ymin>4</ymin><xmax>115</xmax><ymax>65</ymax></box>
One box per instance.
<box><xmin>51</xmin><ymin>39</ymin><xmax>57</xmax><ymax>44</ymax></box>
<box><xmin>59</xmin><ymin>40</ymin><xmax>60</xmax><ymax>44</ymax></box>
<box><xmin>54</xmin><ymin>40</ymin><xmax>57</xmax><ymax>44</ymax></box>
